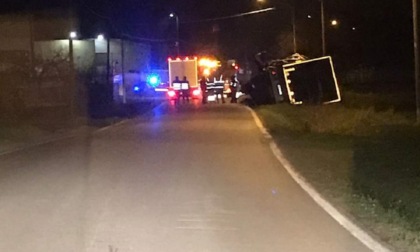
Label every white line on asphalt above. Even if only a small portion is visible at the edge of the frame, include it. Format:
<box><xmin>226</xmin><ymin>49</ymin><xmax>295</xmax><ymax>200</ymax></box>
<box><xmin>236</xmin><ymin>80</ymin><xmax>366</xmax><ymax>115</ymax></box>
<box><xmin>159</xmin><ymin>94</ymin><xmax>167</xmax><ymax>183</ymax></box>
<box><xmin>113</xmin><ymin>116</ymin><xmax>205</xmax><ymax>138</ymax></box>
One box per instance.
<box><xmin>95</xmin><ymin>119</ymin><xmax>129</xmax><ymax>133</ymax></box>
<box><xmin>245</xmin><ymin>106</ymin><xmax>392</xmax><ymax>252</ymax></box>
<box><xmin>175</xmin><ymin>226</ymin><xmax>239</xmax><ymax>231</ymax></box>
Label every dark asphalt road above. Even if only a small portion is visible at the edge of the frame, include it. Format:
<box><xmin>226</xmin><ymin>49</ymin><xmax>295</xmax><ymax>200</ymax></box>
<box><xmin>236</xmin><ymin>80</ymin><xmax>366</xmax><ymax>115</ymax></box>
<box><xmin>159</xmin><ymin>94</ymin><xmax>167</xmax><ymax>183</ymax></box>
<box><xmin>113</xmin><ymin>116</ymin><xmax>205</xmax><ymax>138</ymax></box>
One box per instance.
<box><xmin>0</xmin><ymin>102</ymin><xmax>371</xmax><ymax>252</ymax></box>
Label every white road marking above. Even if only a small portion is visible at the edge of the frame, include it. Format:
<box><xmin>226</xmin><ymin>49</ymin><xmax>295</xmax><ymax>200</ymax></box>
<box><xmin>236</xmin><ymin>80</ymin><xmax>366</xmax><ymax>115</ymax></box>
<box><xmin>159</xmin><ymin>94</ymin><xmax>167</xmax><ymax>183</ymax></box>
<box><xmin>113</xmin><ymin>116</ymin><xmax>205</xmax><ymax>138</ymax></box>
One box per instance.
<box><xmin>175</xmin><ymin>226</ymin><xmax>239</xmax><ymax>231</ymax></box>
<box><xmin>95</xmin><ymin>119</ymin><xmax>129</xmax><ymax>133</ymax></box>
<box><xmin>245</xmin><ymin>106</ymin><xmax>393</xmax><ymax>252</ymax></box>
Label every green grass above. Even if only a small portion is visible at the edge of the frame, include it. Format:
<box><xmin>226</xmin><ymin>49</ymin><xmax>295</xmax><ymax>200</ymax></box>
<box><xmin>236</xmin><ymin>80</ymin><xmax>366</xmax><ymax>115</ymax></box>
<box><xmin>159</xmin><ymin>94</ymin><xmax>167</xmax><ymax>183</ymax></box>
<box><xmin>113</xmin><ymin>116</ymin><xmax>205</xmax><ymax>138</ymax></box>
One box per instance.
<box><xmin>256</xmin><ymin>99</ymin><xmax>420</xmax><ymax>251</ymax></box>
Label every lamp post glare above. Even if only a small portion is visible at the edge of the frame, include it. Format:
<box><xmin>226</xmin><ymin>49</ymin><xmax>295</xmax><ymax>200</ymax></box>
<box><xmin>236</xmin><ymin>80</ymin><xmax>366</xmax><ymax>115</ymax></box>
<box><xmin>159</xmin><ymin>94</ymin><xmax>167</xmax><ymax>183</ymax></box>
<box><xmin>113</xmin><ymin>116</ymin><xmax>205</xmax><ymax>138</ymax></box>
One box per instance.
<box><xmin>69</xmin><ymin>31</ymin><xmax>77</xmax><ymax>39</ymax></box>
<box><xmin>97</xmin><ymin>34</ymin><xmax>104</xmax><ymax>41</ymax></box>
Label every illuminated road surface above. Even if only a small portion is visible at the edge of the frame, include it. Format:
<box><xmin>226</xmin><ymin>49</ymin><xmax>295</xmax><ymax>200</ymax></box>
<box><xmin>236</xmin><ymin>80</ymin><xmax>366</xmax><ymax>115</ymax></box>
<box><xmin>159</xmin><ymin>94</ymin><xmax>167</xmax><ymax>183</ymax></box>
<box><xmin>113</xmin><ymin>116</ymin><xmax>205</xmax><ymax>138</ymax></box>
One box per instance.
<box><xmin>0</xmin><ymin>103</ymin><xmax>371</xmax><ymax>252</ymax></box>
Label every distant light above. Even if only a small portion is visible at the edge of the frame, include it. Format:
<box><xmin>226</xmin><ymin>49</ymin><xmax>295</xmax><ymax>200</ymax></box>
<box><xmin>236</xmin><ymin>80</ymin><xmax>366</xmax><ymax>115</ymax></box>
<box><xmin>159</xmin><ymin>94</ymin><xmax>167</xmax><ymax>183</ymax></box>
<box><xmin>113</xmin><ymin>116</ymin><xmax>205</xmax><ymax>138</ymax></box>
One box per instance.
<box><xmin>331</xmin><ymin>20</ymin><xmax>338</xmax><ymax>26</ymax></box>
<box><xmin>133</xmin><ymin>86</ymin><xmax>140</xmax><ymax>92</ymax></box>
<box><xmin>169</xmin><ymin>13</ymin><xmax>175</xmax><ymax>18</ymax></box>
<box><xmin>307</xmin><ymin>15</ymin><xmax>312</xmax><ymax>19</ymax></box>
<box><xmin>352</xmin><ymin>27</ymin><xmax>356</xmax><ymax>31</ymax></box>
<box><xmin>168</xmin><ymin>57</ymin><xmax>172</xmax><ymax>61</ymax></box>
<box><xmin>185</xmin><ymin>57</ymin><xmax>189</xmax><ymax>60</ymax></box>
<box><xmin>69</xmin><ymin>31</ymin><xmax>77</xmax><ymax>39</ymax></box>
<box><xmin>176</xmin><ymin>57</ymin><xmax>181</xmax><ymax>61</ymax></box>
<box><xmin>198</xmin><ymin>58</ymin><xmax>221</xmax><ymax>68</ymax></box>
<box><xmin>203</xmin><ymin>68</ymin><xmax>211</xmax><ymax>76</ymax></box>
<box><xmin>97</xmin><ymin>34</ymin><xmax>104</xmax><ymax>41</ymax></box>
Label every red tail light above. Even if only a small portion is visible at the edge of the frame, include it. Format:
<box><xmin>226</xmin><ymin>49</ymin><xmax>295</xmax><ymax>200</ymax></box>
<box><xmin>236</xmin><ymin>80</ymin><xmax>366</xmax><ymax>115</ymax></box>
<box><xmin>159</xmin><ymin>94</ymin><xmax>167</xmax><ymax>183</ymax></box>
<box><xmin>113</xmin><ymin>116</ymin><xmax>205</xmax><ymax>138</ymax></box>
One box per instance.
<box><xmin>168</xmin><ymin>90</ymin><xmax>176</xmax><ymax>98</ymax></box>
<box><xmin>192</xmin><ymin>88</ymin><xmax>201</xmax><ymax>97</ymax></box>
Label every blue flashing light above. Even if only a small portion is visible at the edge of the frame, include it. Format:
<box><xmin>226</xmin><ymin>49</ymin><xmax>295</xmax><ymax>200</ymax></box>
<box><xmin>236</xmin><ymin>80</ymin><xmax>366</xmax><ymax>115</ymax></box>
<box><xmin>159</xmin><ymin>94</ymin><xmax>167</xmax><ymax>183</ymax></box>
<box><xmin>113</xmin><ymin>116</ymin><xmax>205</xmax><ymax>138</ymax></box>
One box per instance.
<box><xmin>147</xmin><ymin>74</ymin><xmax>160</xmax><ymax>87</ymax></box>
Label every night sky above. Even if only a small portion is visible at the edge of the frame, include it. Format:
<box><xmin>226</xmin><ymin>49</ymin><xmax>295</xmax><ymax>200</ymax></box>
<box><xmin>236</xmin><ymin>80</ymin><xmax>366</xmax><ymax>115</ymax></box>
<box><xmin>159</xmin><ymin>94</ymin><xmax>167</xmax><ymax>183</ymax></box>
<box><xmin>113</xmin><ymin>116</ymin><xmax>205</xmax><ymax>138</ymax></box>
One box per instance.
<box><xmin>0</xmin><ymin>0</ymin><xmax>416</xmax><ymax>77</ymax></box>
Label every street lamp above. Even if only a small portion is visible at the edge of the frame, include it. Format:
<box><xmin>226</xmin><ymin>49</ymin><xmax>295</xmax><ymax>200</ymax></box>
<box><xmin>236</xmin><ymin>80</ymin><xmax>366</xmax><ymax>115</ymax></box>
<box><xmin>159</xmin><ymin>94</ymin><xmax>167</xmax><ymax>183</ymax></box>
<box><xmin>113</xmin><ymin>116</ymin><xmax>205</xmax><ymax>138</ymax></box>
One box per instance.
<box><xmin>169</xmin><ymin>12</ymin><xmax>180</xmax><ymax>55</ymax></box>
<box><xmin>331</xmin><ymin>19</ymin><xmax>338</xmax><ymax>26</ymax></box>
<box><xmin>69</xmin><ymin>31</ymin><xmax>77</xmax><ymax>39</ymax></box>
<box><xmin>68</xmin><ymin>31</ymin><xmax>77</xmax><ymax>117</ymax></box>
<box><xmin>97</xmin><ymin>34</ymin><xmax>105</xmax><ymax>41</ymax></box>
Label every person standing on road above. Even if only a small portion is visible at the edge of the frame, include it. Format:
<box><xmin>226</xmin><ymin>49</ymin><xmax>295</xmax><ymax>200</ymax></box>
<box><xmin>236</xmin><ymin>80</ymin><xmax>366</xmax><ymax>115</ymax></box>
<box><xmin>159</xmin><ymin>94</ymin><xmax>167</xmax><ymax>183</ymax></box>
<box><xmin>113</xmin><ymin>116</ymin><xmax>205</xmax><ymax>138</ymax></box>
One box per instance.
<box><xmin>215</xmin><ymin>77</ymin><xmax>225</xmax><ymax>104</ymax></box>
<box><xmin>172</xmin><ymin>76</ymin><xmax>182</xmax><ymax>104</ymax></box>
<box><xmin>199</xmin><ymin>76</ymin><xmax>208</xmax><ymax>104</ymax></box>
<box><xmin>181</xmin><ymin>76</ymin><xmax>190</xmax><ymax>103</ymax></box>
<box><xmin>230</xmin><ymin>74</ymin><xmax>239</xmax><ymax>103</ymax></box>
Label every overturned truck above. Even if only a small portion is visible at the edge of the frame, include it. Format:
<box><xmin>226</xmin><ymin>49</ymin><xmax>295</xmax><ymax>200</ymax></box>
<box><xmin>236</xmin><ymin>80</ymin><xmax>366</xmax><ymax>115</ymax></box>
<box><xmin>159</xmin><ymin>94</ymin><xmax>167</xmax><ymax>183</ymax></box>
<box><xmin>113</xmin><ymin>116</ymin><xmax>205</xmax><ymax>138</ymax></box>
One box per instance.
<box><xmin>243</xmin><ymin>53</ymin><xmax>341</xmax><ymax>105</ymax></box>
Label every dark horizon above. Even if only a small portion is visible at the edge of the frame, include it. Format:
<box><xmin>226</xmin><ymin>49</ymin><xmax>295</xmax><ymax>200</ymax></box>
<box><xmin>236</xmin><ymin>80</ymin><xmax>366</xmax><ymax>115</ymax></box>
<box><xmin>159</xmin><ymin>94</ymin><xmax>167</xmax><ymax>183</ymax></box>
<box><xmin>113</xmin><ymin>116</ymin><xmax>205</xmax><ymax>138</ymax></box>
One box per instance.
<box><xmin>0</xmin><ymin>0</ymin><xmax>416</xmax><ymax>86</ymax></box>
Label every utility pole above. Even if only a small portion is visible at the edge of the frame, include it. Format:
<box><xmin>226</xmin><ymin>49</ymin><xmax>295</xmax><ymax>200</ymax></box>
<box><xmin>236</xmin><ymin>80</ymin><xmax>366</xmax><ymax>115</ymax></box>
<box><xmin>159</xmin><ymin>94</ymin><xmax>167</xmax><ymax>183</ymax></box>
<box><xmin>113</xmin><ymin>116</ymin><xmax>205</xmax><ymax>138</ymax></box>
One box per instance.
<box><xmin>414</xmin><ymin>0</ymin><xmax>420</xmax><ymax>122</ymax></box>
<box><xmin>321</xmin><ymin>0</ymin><xmax>326</xmax><ymax>56</ymax></box>
<box><xmin>169</xmin><ymin>13</ymin><xmax>180</xmax><ymax>55</ymax></box>
<box><xmin>176</xmin><ymin>15</ymin><xmax>180</xmax><ymax>55</ymax></box>
<box><xmin>291</xmin><ymin>4</ymin><xmax>297</xmax><ymax>53</ymax></box>
<box><xmin>106</xmin><ymin>37</ymin><xmax>112</xmax><ymax>106</ymax></box>
<box><xmin>121</xmin><ymin>39</ymin><xmax>126</xmax><ymax>104</ymax></box>
<box><xmin>28</xmin><ymin>14</ymin><xmax>37</xmax><ymax>95</ymax></box>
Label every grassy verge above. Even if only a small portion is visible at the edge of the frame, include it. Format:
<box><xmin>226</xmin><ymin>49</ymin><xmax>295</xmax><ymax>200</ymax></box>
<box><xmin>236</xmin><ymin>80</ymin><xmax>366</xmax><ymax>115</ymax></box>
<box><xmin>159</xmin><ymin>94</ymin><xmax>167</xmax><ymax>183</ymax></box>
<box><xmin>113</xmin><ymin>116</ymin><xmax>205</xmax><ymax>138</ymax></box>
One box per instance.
<box><xmin>255</xmin><ymin>97</ymin><xmax>420</xmax><ymax>251</ymax></box>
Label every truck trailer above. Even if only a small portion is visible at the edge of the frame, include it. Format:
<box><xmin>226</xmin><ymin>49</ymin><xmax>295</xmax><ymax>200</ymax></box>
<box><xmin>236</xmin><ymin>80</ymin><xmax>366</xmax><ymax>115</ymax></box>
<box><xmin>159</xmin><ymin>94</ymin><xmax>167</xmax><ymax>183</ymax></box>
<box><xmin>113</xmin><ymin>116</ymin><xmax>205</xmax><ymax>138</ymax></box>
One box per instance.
<box><xmin>167</xmin><ymin>57</ymin><xmax>201</xmax><ymax>101</ymax></box>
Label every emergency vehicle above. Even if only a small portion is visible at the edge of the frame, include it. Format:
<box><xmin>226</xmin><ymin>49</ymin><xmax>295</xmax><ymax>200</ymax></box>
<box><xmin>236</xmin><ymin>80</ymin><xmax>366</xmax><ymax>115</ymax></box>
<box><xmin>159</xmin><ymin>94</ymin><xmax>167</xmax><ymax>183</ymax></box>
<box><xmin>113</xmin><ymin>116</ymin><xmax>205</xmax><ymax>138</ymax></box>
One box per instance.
<box><xmin>167</xmin><ymin>57</ymin><xmax>201</xmax><ymax>100</ymax></box>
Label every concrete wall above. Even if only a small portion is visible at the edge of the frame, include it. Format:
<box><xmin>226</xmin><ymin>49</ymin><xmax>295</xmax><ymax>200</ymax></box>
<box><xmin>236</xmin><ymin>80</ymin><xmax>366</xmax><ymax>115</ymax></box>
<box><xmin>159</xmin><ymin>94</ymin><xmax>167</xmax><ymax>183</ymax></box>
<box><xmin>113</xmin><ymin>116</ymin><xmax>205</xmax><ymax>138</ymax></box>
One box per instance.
<box><xmin>34</xmin><ymin>40</ymin><xmax>95</xmax><ymax>72</ymax></box>
<box><xmin>0</xmin><ymin>17</ymin><xmax>151</xmax><ymax>109</ymax></box>
<box><xmin>94</xmin><ymin>39</ymin><xmax>151</xmax><ymax>74</ymax></box>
